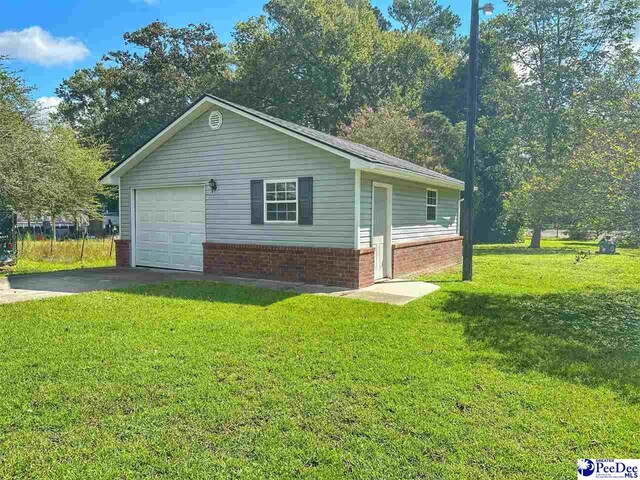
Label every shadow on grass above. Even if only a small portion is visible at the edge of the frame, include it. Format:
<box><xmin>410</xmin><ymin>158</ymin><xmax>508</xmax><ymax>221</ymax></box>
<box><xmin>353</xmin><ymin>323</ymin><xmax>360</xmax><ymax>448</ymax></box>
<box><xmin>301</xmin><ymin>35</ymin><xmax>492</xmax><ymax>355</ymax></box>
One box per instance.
<box><xmin>121</xmin><ymin>281</ymin><xmax>300</xmax><ymax>307</ymax></box>
<box><xmin>440</xmin><ymin>289</ymin><xmax>640</xmax><ymax>402</ymax></box>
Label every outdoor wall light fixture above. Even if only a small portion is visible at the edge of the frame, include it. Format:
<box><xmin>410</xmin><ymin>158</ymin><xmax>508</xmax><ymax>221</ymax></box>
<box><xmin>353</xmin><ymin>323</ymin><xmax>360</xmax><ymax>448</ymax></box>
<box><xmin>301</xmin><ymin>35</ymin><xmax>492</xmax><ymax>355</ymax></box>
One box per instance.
<box><xmin>481</xmin><ymin>3</ymin><xmax>495</xmax><ymax>15</ymax></box>
<box><xmin>209</xmin><ymin>179</ymin><xmax>218</xmax><ymax>193</ymax></box>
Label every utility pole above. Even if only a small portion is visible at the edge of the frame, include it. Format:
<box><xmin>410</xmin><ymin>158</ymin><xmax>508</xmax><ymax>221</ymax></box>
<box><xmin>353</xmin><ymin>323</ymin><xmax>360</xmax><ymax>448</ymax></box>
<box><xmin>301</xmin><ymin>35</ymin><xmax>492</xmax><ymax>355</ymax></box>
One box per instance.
<box><xmin>463</xmin><ymin>0</ymin><xmax>493</xmax><ymax>281</ymax></box>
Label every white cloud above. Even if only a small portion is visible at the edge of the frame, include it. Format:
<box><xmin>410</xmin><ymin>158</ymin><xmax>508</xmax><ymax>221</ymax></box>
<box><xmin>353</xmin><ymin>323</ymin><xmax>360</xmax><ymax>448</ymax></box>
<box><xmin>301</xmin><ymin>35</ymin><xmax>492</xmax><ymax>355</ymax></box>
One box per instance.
<box><xmin>35</xmin><ymin>96</ymin><xmax>62</xmax><ymax>125</ymax></box>
<box><xmin>0</xmin><ymin>26</ymin><xmax>89</xmax><ymax>66</ymax></box>
<box><xmin>36</xmin><ymin>96</ymin><xmax>62</xmax><ymax>111</ymax></box>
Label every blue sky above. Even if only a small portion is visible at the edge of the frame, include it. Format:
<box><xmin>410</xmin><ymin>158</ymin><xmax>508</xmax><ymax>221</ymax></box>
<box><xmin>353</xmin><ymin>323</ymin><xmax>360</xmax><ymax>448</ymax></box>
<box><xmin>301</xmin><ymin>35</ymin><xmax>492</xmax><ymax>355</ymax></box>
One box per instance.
<box><xmin>0</xmin><ymin>0</ymin><xmax>513</xmax><ymax>107</ymax></box>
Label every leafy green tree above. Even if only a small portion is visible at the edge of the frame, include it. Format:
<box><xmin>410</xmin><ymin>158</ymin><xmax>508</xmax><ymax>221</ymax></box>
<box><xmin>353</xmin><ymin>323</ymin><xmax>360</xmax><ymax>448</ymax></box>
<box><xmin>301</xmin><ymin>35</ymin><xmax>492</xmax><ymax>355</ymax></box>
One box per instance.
<box><xmin>388</xmin><ymin>0</ymin><xmax>460</xmax><ymax>45</ymax></box>
<box><xmin>494</xmin><ymin>0</ymin><xmax>640</xmax><ymax>247</ymax></box>
<box><xmin>226</xmin><ymin>0</ymin><xmax>453</xmax><ymax>133</ymax></box>
<box><xmin>339</xmin><ymin>103</ymin><xmax>465</xmax><ymax>175</ymax></box>
<box><xmin>0</xmin><ymin>58</ymin><xmax>43</xmax><ymax>218</ymax></box>
<box><xmin>1</xmin><ymin>61</ymin><xmax>111</xmax><ymax>233</ymax></box>
<box><xmin>56</xmin><ymin>22</ymin><xmax>230</xmax><ymax>161</ymax></box>
<box><xmin>41</xmin><ymin>126</ymin><xmax>111</xmax><ymax>228</ymax></box>
<box><xmin>423</xmin><ymin>27</ymin><xmax>522</xmax><ymax>243</ymax></box>
<box><xmin>555</xmin><ymin>58</ymin><xmax>640</xmax><ymax>241</ymax></box>
<box><xmin>370</xmin><ymin>5</ymin><xmax>392</xmax><ymax>31</ymax></box>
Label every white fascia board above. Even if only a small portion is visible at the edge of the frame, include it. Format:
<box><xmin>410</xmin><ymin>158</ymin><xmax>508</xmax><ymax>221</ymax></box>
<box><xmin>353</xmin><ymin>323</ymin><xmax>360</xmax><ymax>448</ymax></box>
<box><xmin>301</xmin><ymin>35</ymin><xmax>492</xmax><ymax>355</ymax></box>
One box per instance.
<box><xmin>358</xmin><ymin>165</ymin><xmax>465</xmax><ymax>191</ymax></box>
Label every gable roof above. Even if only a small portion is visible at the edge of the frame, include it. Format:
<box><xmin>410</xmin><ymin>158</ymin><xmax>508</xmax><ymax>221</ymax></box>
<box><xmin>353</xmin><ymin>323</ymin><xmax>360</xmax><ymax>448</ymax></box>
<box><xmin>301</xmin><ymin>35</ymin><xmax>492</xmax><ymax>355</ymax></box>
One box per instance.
<box><xmin>101</xmin><ymin>94</ymin><xmax>464</xmax><ymax>190</ymax></box>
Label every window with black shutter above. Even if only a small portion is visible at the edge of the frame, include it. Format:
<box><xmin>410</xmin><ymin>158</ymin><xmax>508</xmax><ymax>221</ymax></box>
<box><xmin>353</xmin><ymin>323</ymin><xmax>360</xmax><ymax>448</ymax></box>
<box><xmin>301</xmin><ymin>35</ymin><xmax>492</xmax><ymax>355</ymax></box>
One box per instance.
<box><xmin>298</xmin><ymin>177</ymin><xmax>313</xmax><ymax>225</ymax></box>
<box><xmin>250</xmin><ymin>179</ymin><xmax>264</xmax><ymax>224</ymax></box>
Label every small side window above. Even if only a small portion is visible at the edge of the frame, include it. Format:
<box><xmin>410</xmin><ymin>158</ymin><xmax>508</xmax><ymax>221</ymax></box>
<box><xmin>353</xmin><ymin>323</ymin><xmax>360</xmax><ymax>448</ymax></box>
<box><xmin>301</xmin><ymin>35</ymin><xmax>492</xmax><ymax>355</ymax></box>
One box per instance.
<box><xmin>426</xmin><ymin>189</ymin><xmax>438</xmax><ymax>222</ymax></box>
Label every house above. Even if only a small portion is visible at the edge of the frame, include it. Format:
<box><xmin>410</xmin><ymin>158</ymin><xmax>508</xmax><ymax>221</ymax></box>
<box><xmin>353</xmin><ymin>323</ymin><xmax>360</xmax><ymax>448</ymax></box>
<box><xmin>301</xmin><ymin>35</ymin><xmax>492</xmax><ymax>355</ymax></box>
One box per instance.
<box><xmin>100</xmin><ymin>95</ymin><xmax>464</xmax><ymax>288</ymax></box>
<box><xmin>17</xmin><ymin>215</ymin><xmax>80</xmax><ymax>239</ymax></box>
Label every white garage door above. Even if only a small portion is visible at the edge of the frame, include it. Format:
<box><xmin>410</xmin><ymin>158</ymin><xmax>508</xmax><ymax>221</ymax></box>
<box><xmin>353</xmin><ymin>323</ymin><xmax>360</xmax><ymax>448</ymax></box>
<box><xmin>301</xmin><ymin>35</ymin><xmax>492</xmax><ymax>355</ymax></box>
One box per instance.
<box><xmin>134</xmin><ymin>186</ymin><xmax>205</xmax><ymax>272</ymax></box>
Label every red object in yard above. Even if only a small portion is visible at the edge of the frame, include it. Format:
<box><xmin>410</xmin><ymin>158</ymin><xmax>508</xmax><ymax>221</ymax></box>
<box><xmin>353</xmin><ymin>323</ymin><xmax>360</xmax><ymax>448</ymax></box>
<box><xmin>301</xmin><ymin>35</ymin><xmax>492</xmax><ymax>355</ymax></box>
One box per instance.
<box><xmin>6</xmin><ymin>243</ymin><xmax>12</xmax><ymax>250</ymax></box>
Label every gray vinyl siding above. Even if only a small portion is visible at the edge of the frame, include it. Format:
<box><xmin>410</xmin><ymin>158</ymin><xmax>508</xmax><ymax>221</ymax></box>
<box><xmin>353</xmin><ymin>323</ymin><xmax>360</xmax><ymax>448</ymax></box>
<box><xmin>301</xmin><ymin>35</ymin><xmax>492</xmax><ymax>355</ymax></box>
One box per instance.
<box><xmin>120</xmin><ymin>107</ymin><xmax>355</xmax><ymax>248</ymax></box>
<box><xmin>359</xmin><ymin>172</ymin><xmax>460</xmax><ymax>248</ymax></box>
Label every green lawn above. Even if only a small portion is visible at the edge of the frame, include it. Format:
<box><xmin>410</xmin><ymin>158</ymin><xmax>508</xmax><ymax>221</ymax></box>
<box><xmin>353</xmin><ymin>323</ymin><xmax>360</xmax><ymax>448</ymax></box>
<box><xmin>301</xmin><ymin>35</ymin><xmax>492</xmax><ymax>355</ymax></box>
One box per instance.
<box><xmin>0</xmin><ymin>258</ymin><xmax>115</xmax><ymax>276</ymax></box>
<box><xmin>1</xmin><ymin>238</ymin><xmax>115</xmax><ymax>277</ymax></box>
<box><xmin>0</xmin><ymin>239</ymin><xmax>638</xmax><ymax>478</ymax></box>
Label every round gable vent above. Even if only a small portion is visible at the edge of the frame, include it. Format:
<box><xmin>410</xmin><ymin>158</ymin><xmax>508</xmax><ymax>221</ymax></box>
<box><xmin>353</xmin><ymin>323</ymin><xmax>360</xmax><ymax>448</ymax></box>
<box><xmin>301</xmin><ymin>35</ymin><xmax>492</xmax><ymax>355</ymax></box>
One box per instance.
<box><xmin>209</xmin><ymin>110</ymin><xmax>223</xmax><ymax>130</ymax></box>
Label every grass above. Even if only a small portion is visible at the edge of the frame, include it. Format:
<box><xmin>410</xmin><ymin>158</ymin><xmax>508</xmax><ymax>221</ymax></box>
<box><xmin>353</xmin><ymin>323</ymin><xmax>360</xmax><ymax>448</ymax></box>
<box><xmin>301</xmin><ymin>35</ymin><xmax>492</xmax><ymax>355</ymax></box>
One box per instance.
<box><xmin>0</xmin><ymin>237</ymin><xmax>115</xmax><ymax>276</ymax></box>
<box><xmin>0</xmin><ymin>239</ymin><xmax>638</xmax><ymax>478</ymax></box>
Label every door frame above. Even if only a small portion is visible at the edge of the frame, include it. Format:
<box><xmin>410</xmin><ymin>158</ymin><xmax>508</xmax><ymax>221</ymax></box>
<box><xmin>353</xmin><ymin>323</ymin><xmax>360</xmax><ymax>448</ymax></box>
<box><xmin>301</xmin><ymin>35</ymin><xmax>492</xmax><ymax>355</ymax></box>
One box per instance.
<box><xmin>129</xmin><ymin>183</ymin><xmax>207</xmax><ymax>269</ymax></box>
<box><xmin>371</xmin><ymin>181</ymin><xmax>393</xmax><ymax>280</ymax></box>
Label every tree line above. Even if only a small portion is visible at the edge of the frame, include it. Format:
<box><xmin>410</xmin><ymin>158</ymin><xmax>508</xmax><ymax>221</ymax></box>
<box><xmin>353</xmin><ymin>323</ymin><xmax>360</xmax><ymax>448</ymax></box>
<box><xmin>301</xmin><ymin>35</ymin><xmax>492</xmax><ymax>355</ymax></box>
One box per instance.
<box><xmin>0</xmin><ymin>58</ymin><xmax>110</xmax><ymax>237</ymax></box>
<box><xmin>3</xmin><ymin>0</ymin><xmax>640</xmax><ymax>246</ymax></box>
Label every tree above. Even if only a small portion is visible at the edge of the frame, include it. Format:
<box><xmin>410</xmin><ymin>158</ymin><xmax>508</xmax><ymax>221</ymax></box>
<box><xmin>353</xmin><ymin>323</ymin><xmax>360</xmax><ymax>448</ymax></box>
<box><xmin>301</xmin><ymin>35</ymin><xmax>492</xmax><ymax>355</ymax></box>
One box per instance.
<box><xmin>494</xmin><ymin>0</ymin><xmax>640</xmax><ymax>247</ymax></box>
<box><xmin>0</xmin><ymin>58</ymin><xmax>43</xmax><ymax>217</ymax></box>
<box><xmin>0</xmin><ymin>61</ymin><xmax>111</xmax><ymax>232</ymax></box>
<box><xmin>56</xmin><ymin>22</ymin><xmax>230</xmax><ymax>161</ymax></box>
<box><xmin>368</xmin><ymin>5</ymin><xmax>392</xmax><ymax>31</ymax></box>
<box><xmin>388</xmin><ymin>0</ymin><xmax>460</xmax><ymax>45</ymax></box>
<box><xmin>421</xmin><ymin>27</ymin><xmax>523</xmax><ymax>243</ymax></box>
<box><xmin>555</xmin><ymin>57</ymin><xmax>640</xmax><ymax>241</ymax></box>
<box><xmin>40</xmin><ymin>126</ymin><xmax>111</xmax><ymax>235</ymax></box>
<box><xmin>226</xmin><ymin>0</ymin><xmax>454</xmax><ymax>133</ymax></box>
<box><xmin>339</xmin><ymin>103</ymin><xmax>465</xmax><ymax>175</ymax></box>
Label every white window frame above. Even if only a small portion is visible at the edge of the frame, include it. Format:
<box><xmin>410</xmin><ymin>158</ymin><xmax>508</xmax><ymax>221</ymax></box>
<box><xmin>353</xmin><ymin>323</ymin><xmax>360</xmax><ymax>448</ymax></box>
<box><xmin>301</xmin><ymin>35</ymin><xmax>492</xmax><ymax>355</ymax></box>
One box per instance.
<box><xmin>426</xmin><ymin>188</ymin><xmax>438</xmax><ymax>223</ymax></box>
<box><xmin>264</xmin><ymin>178</ymin><xmax>298</xmax><ymax>224</ymax></box>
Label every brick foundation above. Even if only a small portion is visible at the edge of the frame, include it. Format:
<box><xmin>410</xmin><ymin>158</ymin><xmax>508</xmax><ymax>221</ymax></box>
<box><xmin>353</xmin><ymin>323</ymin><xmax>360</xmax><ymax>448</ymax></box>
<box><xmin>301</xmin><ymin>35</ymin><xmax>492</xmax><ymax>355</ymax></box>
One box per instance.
<box><xmin>115</xmin><ymin>239</ymin><xmax>131</xmax><ymax>267</ymax></box>
<box><xmin>358</xmin><ymin>248</ymin><xmax>375</xmax><ymax>288</ymax></box>
<box><xmin>203</xmin><ymin>243</ymin><xmax>375</xmax><ymax>289</ymax></box>
<box><xmin>392</xmin><ymin>236</ymin><xmax>463</xmax><ymax>278</ymax></box>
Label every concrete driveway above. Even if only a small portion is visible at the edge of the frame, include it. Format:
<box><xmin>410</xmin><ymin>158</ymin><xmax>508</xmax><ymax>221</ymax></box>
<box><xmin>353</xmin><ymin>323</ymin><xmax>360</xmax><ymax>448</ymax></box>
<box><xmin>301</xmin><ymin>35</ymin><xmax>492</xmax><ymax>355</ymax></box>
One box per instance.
<box><xmin>0</xmin><ymin>268</ymin><xmax>212</xmax><ymax>304</ymax></box>
<box><xmin>0</xmin><ymin>267</ymin><xmax>439</xmax><ymax>305</ymax></box>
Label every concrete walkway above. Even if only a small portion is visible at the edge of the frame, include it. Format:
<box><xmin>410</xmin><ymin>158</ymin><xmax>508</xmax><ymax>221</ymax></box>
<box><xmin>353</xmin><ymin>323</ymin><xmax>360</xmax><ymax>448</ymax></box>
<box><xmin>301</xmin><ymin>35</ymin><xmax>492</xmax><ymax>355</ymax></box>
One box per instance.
<box><xmin>329</xmin><ymin>279</ymin><xmax>440</xmax><ymax>305</ymax></box>
<box><xmin>0</xmin><ymin>267</ymin><xmax>439</xmax><ymax>306</ymax></box>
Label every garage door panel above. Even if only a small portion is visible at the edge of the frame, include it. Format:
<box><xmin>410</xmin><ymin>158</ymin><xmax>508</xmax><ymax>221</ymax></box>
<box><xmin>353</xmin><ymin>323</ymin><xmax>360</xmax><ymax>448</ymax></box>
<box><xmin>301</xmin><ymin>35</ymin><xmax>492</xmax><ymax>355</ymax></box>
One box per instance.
<box><xmin>189</xmin><ymin>233</ymin><xmax>205</xmax><ymax>245</ymax></box>
<box><xmin>171</xmin><ymin>210</ymin><xmax>185</xmax><ymax>223</ymax></box>
<box><xmin>135</xmin><ymin>186</ymin><xmax>205</xmax><ymax>272</ymax></box>
<box><xmin>137</xmin><ymin>249</ymin><xmax>169</xmax><ymax>265</ymax></box>
<box><xmin>154</xmin><ymin>231</ymin><xmax>170</xmax><ymax>243</ymax></box>
<box><xmin>170</xmin><ymin>252</ymin><xmax>185</xmax><ymax>264</ymax></box>
<box><xmin>138</xmin><ymin>212</ymin><xmax>153</xmax><ymax>224</ymax></box>
<box><xmin>189</xmin><ymin>210</ymin><xmax>205</xmax><ymax>223</ymax></box>
<box><xmin>154</xmin><ymin>211</ymin><xmax>169</xmax><ymax>223</ymax></box>
<box><xmin>137</xmin><ymin>231</ymin><xmax>152</xmax><ymax>242</ymax></box>
<box><xmin>172</xmin><ymin>232</ymin><xmax>188</xmax><ymax>244</ymax></box>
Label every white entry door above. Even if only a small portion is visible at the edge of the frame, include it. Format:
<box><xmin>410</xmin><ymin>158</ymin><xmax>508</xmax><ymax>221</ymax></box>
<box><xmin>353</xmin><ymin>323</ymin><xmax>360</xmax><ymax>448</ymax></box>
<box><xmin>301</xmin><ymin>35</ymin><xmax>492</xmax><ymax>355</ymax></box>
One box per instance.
<box><xmin>372</xmin><ymin>185</ymin><xmax>390</xmax><ymax>280</ymax></box>
<box><xmin>134</xmin><ymin>186</ymin><xmax>205</xmax><ymax>272</ymax></box>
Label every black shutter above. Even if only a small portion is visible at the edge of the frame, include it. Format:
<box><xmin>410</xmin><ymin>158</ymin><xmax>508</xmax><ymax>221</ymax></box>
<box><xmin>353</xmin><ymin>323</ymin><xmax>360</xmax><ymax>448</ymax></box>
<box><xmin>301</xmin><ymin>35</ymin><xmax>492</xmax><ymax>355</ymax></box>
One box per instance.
<box><xmin>250</xmin><ymin>180</ymin><xmax>264</xmax><ymax>224</ymax></box>
<box><xmin>298</xmin><ymin>177</ymin><xmax>313</xmax><ymax>225</ymax></box>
